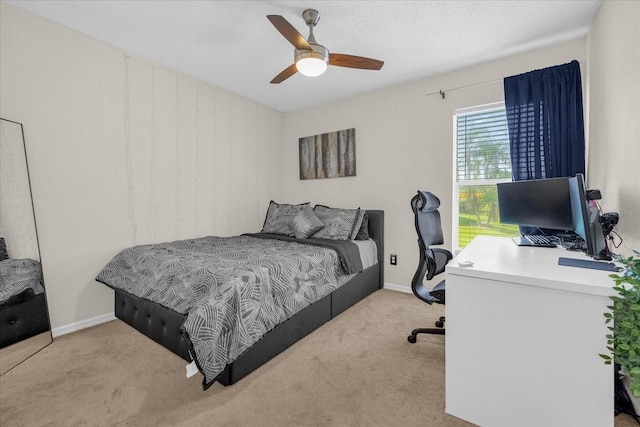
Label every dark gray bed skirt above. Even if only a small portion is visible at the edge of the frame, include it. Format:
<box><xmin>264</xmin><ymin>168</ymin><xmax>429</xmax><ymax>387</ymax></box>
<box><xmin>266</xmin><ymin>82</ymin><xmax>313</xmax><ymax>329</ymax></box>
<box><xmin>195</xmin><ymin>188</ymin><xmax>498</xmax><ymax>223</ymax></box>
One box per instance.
<box><xmin>113</xmin><ymin>210</ymin><xmax>384</xmax><ymax>388</ymax></box>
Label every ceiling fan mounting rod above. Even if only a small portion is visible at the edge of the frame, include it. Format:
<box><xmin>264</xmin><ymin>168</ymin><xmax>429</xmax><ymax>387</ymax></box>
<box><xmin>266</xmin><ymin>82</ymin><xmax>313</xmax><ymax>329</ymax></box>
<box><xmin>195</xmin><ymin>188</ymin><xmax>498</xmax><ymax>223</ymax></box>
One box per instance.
<box><xmin>302</xmin><ymin>9</ymin><xmax>320</xmax><ymax>44</ymax></box>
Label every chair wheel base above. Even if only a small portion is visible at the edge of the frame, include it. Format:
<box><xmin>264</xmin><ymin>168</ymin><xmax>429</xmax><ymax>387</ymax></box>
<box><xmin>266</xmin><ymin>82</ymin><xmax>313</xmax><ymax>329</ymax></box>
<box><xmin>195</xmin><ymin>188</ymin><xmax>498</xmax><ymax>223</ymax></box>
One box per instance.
<box><xmin>407</xmin><ymin>326</ymin><xmax>445</xmax><ymax>343</ymax></box>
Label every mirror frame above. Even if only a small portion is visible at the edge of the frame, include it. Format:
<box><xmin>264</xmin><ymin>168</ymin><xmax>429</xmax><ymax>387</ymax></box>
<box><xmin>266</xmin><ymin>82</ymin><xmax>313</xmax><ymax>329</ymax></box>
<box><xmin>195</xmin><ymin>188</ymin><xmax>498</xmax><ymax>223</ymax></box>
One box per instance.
<box><xmin>0</xmin><ymin>118</ymin><xmax>52</xmax><ymax>374</ymax></box>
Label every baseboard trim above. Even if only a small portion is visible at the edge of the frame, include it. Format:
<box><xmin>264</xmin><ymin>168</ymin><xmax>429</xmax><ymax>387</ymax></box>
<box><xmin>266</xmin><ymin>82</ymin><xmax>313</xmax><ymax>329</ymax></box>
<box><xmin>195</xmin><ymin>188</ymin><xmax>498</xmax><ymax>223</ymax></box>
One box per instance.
<box><xmin>383</xmin><ymin>282</ymin><xmax>411</xmax><ymax>294</ymax></box>
<box><xmin>52</xmin><ymin>312</ymin><xmax>116</xmax><ymax>338</ymax></box>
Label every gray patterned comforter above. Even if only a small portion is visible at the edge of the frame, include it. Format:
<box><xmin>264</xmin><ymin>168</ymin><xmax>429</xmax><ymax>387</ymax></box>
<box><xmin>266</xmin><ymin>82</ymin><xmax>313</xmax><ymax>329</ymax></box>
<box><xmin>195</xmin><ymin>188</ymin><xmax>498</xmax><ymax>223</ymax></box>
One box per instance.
<box><xmin>96</xmin><ymin>235</ymin><xmax>359</xmax><ymax>386</ymax></box>
<box><xmin>0</xmin><ymin>258</ymin><xmax>44</xmax><ymax>305</ymax></box>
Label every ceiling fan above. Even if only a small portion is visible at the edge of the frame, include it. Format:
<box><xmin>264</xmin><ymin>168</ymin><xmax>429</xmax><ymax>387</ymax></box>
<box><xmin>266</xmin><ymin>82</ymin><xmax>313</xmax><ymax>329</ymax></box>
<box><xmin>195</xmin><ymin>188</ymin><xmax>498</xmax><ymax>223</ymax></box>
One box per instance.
<box><xmin>267</xmin><ymin>9</ymin><xmax>384</xmax><ymax>84</ymax></box>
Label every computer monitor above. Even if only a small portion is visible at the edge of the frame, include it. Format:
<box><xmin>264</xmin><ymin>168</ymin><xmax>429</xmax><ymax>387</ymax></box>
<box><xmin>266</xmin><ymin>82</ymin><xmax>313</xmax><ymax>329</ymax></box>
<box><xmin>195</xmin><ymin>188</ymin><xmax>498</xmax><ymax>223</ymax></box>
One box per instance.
<box><xmin>497</xmin><ymin>177</ymin><xmax>574</xmax><ymax>231</ymax></box>
<box><xmin>568</xmin><ymin>173</ymin><xmax>606</xmax><ymax>258</ymax></box>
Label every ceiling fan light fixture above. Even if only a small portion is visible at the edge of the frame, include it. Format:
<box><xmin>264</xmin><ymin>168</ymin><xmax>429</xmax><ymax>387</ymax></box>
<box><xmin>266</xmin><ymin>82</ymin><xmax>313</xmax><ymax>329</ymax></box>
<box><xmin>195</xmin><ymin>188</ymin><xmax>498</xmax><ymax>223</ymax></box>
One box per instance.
<box><xmin>295</xmin><ymin>45</ymin><xmax>328</xmax><ymax>77</ymax></box>
<box><xmin>296</xmin><ymin>57</ymin><xmax>327</xmax><ymax>77</ymax></box>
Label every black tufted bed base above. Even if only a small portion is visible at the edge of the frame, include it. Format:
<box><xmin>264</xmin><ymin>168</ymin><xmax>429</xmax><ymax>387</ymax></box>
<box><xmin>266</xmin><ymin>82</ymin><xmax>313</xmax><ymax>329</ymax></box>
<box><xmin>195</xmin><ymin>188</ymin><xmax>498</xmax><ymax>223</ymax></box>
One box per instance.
<box><xmin>0</xmin><ymin>292</ymin><xmax>50</xmax><ymax>348</ymax></box>
<box><xmin>113</xmin><ymin>210</ymin><xmax>384</xmax><ymax>387</ymax></box>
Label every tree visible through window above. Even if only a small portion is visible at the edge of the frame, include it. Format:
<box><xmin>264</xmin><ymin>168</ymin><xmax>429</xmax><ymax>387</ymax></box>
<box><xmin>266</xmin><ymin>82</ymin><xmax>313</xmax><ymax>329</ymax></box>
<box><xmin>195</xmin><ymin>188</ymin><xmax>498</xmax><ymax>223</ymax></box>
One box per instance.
<box><xmin>453</xmin><ymin>104</ymin><xmax>519</xmax><ymax>248</ymax></box>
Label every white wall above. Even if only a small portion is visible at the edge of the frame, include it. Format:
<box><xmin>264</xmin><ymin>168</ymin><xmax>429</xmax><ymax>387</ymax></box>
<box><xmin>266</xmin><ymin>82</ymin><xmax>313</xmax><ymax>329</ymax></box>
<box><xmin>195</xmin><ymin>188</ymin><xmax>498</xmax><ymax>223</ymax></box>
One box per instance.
<box><xmin>586</xmin><ymin>0</ymin><xmax>640</xmax><ymax>255</ymax></box>
<box><xmin>281</xmin><ymin>41</ymin><xmax>586</xmax><ymax>290</ymax></box>
<box><xmin>0</xmin><ymin>4</ymin><xmax>283</xmax><ymax>329</ymax></box>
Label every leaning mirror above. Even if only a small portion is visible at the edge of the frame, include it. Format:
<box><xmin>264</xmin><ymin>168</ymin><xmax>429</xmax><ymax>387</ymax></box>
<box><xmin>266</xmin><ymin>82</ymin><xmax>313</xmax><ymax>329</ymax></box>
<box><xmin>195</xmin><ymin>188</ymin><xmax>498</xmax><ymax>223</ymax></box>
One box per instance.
<box><xmin>0</xmin><ymin>118</ymin><xmax>52</xmax><ymax>374</ymax></box>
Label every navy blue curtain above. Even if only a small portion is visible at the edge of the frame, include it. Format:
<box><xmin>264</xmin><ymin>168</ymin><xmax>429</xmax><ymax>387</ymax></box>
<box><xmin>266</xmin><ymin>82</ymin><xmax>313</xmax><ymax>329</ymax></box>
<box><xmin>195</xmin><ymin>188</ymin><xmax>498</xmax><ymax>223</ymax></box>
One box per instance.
<box><xmin>503</xmin><ymin>60</ymin><xmax>585</xmax><ymax>181</ymax></box>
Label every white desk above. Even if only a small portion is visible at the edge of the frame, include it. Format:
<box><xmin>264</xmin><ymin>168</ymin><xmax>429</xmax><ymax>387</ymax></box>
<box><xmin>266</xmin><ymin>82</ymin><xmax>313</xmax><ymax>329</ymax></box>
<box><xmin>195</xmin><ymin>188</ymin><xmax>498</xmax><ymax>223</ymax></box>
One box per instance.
<box><xmin>445</xmin><ymin>236</ymin><xmax>616</xmax><ymax>427</ymax></box>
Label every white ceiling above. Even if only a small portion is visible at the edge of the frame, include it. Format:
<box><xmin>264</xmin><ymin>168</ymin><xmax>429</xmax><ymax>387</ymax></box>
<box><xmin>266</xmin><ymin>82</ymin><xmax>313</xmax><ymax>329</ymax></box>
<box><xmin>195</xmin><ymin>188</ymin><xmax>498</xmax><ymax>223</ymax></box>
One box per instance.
<box><xmin>6</xmin><ymin>0</ymin><xmax>601</xmax><ymax>112</ymax></box>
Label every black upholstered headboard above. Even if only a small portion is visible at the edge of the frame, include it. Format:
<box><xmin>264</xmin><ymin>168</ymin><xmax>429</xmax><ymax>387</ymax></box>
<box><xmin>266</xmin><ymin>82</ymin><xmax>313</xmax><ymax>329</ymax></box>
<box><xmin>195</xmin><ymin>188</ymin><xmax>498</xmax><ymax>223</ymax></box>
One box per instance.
<box><xmin>365</xmin><ymin>210</ymin><xmax>384</xmax><ymax>288</ymax></box>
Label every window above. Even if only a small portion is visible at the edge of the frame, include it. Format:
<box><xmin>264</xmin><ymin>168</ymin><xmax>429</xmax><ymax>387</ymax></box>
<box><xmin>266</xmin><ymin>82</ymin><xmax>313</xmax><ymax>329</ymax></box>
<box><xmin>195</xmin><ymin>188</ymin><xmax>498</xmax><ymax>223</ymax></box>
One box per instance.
<box><xmin>453</xmin><ymin>103</ymin><xmax>519</xmax><ymax>248</ymax></box>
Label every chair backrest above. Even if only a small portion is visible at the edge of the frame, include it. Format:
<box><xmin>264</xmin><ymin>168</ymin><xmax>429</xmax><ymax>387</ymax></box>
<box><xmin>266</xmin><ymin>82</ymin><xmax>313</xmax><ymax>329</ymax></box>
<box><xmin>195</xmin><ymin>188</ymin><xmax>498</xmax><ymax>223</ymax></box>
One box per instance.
<box><xmin>412</xmin><ymin>190</ymin><xmax>444</xmax><ymax>244</ymax></box>
<box><xmin>411</xmin><ymin>191</ymin><xmax>444</xmax><ymax>282</ymax></box>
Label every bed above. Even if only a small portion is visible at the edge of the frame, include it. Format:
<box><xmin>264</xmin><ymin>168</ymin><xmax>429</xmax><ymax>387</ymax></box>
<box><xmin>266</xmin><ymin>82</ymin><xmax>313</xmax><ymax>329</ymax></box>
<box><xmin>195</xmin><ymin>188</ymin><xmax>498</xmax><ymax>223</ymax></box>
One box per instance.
<box><xmin>97</xmin><ymin>206</ymin><xmax>384</xmax><ymax>389</ymax></box>
<box><xmin>0</xmin><ymin>256</ymin><xmax>49</xmax><ymax>348</ymax></box>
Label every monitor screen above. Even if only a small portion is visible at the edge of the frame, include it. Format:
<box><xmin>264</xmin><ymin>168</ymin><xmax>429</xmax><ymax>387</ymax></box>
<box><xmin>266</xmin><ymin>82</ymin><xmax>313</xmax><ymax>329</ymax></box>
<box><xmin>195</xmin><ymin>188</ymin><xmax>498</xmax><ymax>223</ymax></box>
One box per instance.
<box><xmin>568</xmin><ymin>173</ymin><xmax>606</xmax><ymax>258</ymax></box>
<box><xmin>497</xmin><ymin>177</ymin><xmax>574</xmax><ymax>231</ymax></box>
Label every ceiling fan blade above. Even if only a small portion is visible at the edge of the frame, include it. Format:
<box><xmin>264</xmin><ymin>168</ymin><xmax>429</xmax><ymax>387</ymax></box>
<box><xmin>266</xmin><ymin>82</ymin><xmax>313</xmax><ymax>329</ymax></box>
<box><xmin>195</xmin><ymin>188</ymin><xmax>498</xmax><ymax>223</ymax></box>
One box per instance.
<box><xmin>329</xmin><ymin>53</ymin><xmax>384</xmax><ymax>70</ymax></box>
<box><xmin>267</xmin><ymin>15</ymin><xmax>311</xmax><ymax>50</ymax></box>
<box><xmin>270</xmin><ymin>64</ymin><xmax>298</xmax><ymax>84</ymax></box>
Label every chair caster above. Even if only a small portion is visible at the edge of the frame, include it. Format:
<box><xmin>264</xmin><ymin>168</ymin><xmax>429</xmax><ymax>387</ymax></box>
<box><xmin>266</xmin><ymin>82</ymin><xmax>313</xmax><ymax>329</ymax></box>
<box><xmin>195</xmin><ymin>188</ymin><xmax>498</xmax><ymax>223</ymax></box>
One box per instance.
<box><xmin>408</xmin><ymin>334</ymin><xmax>417</xmax><ymax>343</ymax></box>
<box><xmin>435</xmin><ymin>316</ymin><xmax>445</xmax><ymax>328</ymax></box>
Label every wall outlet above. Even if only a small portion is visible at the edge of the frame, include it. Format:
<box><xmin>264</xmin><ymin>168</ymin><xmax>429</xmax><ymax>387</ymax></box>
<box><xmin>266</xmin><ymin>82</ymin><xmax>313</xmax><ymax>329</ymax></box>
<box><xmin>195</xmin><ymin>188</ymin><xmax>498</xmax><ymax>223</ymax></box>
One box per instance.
<box><xmin>390</xmin><ymin>254</ymin><xmax>397</xmax><ymax>265</ymax></box>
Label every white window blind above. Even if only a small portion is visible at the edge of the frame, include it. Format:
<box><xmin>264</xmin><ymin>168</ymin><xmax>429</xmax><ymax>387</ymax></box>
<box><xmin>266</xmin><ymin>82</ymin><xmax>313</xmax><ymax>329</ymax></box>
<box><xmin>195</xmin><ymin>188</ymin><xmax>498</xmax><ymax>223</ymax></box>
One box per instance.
<box><xmin>453</xmin><ymin>104</ymin><xmax>518</xmax><ymax>248</ymax></box>
<box><xmin>456</xmin><ymin>107</ymin><xmax>511</xmax><ymax>183</ymax></box>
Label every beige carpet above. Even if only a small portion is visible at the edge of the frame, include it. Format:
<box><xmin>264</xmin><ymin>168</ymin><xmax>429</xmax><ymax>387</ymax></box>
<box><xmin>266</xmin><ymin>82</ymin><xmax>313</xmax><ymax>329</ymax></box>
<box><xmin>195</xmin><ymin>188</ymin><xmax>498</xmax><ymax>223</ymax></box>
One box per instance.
<box><xmin>0</xmin><ymin>289</ymin><xmax>636</xmax><ymax>427</ymax></box>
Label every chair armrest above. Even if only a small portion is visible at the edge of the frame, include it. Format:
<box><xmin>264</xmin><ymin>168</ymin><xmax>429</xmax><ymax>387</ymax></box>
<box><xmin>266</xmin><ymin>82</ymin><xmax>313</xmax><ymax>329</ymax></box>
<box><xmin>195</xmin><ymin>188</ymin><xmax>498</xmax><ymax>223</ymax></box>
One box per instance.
<box><xmin>433</xmin><ymin>248</ymin><xmax>453</xmax><ymax>276</ymax></box>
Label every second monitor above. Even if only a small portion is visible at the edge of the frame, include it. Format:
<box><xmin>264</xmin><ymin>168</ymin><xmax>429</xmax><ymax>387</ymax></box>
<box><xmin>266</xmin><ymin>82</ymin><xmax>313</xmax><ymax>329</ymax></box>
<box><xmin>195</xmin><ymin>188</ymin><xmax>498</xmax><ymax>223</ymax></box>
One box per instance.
<box><xmin>497</xmin><ymin>177</ymin><xmax>574</xmax><ymax>232</ymax></box>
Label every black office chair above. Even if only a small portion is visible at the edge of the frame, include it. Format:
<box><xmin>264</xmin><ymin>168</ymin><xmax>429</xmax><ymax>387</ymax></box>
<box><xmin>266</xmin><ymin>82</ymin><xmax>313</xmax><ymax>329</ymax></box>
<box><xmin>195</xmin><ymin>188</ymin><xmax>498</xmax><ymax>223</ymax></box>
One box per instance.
<box><xmin>407</xmin><ymin>191</ymin><xmax>452</xmax><ymax>343</ymax></box>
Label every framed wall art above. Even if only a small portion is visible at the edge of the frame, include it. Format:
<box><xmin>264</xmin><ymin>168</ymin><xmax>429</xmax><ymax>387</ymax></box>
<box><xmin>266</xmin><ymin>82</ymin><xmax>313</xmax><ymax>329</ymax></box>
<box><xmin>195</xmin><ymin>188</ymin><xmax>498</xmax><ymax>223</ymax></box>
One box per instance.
<box><xmin>299</xmin><ymin>128</ymin><xmax>356</xmax><ymax>180</ymax></box>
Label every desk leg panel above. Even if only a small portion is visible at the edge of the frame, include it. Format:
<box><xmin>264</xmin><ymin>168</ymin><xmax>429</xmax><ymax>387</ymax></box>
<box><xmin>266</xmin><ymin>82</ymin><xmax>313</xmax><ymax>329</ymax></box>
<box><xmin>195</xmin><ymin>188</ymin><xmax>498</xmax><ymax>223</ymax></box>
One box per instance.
<box><xmin>445</xmin><ymin>273</ymin><xmax>614</xmax><ymax>427</ymax></box>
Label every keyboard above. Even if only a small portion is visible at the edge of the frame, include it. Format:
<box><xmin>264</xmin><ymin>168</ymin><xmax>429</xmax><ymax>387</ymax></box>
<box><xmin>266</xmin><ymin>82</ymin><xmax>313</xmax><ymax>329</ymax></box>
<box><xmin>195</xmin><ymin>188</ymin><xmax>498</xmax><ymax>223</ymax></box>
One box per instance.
<box><xmin>513</xmin><ymin>235</ymin><xmax>557</xmax><ymax>248</ymax></box>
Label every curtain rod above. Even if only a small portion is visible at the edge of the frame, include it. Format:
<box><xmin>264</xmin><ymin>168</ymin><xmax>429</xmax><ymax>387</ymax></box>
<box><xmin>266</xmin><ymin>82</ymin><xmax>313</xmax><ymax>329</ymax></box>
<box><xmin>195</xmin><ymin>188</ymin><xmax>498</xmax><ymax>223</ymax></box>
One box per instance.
<box><xmin>425</xmin><ymin>78</ymin><xmax>503</xmax><ymax>99</ymax></box>
<box><xmin>428</xmin><ymin>59</ymin><xmax>584</xmax><ymax>99</ymax></box>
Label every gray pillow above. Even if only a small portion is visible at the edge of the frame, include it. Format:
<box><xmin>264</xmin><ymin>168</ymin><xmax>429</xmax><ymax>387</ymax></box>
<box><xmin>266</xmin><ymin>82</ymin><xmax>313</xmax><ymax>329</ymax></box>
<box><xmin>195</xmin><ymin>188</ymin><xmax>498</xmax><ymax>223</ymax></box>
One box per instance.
<box><xmin>0</xmin><ymin>238</ymin><xmax>8</xmax><ymax>261</ymax></box>
<box><xmin>355</xmin><ymin>212</ymin><xmax>370</xmax><ymax>240</ymax></box>
<box><xmin>350</xmin><ymin>209</ymin><xmax>366</xmax><ymax>240</ymax></box>
<box><xmin>312</xmin><ymin>205</ymin><xmax>364</xmax><ymax>240</ymax></box>
<box><xmin>289</xmin><ymin>205</ymin><xmax>325</xmax><ymax>239</ymax></box>
<box><xmin>261</xmin><ymin>201</ymin><xmax>309</xmax><ymax>236</ymax></box>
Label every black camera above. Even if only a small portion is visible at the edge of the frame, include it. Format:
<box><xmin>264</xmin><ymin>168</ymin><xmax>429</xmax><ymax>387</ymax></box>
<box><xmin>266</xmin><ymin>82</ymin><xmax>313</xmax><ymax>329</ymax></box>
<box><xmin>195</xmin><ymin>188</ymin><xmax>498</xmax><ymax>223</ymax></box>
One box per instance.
<box><xmin>600</xmin><ymin>212</ymin><xmax>619</xmax><ymax>238</ymax></box>
<box><xmin>600</xmin><ymin>212</ymin><xmax>619</xmax><ymax>228</ymax></box>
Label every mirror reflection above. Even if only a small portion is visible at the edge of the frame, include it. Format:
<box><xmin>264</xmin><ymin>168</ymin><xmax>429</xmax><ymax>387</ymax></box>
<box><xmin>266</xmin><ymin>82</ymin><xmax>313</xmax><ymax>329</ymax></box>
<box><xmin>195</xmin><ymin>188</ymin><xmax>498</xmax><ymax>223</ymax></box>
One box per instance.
<box><xmin>0</xmin><ymin>118</ymin><xmax>52</xmax><ymax>374</ymax></box>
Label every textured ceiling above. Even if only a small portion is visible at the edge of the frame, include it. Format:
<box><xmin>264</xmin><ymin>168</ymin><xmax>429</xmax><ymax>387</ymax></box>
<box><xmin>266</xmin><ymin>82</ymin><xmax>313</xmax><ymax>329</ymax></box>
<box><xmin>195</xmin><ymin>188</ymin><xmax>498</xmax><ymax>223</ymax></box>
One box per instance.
<box><xmin>6</xmin><ymin>0</ymin><xmax>601</xmax><ymax>112</ymax></box>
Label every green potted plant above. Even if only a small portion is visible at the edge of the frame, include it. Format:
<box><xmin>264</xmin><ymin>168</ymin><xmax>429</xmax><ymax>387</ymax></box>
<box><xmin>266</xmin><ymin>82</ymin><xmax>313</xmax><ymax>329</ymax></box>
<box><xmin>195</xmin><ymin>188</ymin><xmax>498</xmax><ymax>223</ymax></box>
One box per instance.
<box><xmin>601</xmin><ymin>251</ymin><xmax>640</xmax><ymax>413</ymax></box>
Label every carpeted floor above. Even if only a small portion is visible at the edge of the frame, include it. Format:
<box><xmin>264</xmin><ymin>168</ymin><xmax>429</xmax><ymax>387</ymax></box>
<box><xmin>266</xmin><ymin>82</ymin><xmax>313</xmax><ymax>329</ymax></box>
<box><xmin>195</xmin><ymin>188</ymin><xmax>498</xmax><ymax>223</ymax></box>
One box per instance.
<box><xmin>0</xmin><ymin>289</ymin><xmax>636</xmax><ymax>427</ymax></box>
